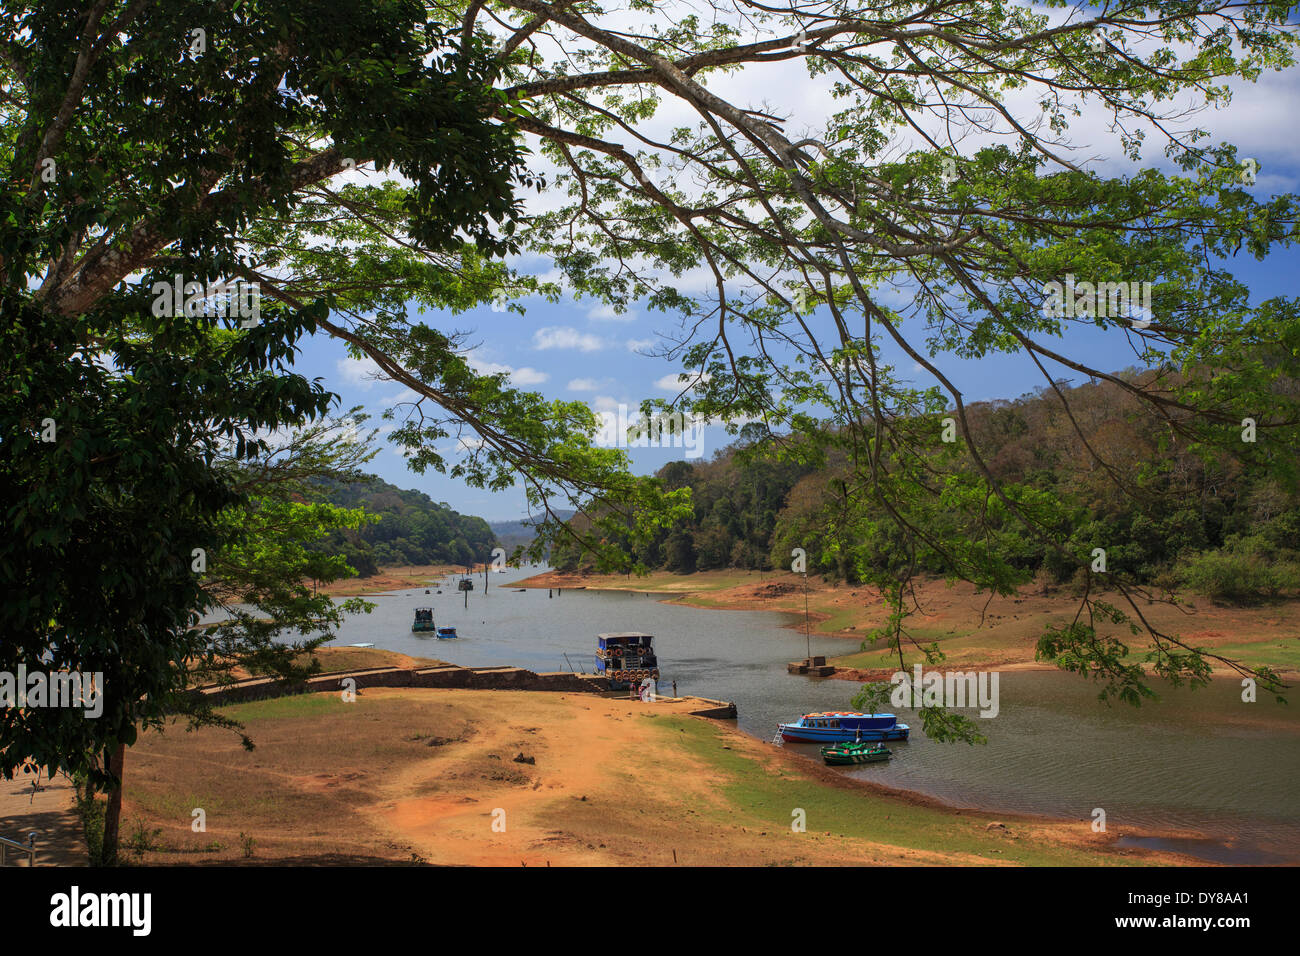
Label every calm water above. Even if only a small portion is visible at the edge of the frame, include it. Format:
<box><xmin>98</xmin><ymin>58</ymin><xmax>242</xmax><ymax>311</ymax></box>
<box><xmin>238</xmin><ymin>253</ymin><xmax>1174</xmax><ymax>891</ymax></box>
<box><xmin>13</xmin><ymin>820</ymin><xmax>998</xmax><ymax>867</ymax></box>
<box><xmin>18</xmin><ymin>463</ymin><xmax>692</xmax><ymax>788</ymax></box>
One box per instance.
<box><xmin>313</xmin><ymin>566</ymin><xmax>1300</xmax><ymax>862</ymax></box>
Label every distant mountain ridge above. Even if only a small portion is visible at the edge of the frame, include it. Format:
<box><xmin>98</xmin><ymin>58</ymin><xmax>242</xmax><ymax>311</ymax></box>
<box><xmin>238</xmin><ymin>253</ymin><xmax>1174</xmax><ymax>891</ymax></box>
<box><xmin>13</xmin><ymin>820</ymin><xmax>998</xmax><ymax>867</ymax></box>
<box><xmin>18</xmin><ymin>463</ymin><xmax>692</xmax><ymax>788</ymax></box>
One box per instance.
<box><xmin>488</xmin><ymin>509</ymin><xmax>576</xmax><ymax>552</ymax></box>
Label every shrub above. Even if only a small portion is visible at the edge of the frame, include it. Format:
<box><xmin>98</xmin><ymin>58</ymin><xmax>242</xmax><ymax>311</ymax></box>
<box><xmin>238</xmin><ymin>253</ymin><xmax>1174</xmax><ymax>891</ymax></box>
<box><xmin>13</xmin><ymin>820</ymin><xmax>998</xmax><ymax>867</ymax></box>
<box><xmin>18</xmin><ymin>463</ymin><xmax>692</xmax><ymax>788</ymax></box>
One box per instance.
<box><xmin>1177</xmin><ymin>548</ymin><xmax>1300</xmax><ymax>603</ymax></box>
<box><xmin>72</xmin><ymin>772</ymin><xmax>106</xmax><ymax>866</ymax></box>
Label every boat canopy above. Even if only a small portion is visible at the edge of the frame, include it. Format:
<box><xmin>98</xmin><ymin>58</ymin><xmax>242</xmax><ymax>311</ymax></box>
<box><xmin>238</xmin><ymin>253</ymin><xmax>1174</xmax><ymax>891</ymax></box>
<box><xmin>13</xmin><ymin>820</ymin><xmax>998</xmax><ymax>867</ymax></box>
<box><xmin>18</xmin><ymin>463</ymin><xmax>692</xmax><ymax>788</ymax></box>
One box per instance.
<box><xmin>800</xmin><ymin>712</ymin><xmax>897</xmax><ymax>729</ymax></box>
<box><xmin>597</xmin><ymin>632</ymin><xmax>653</xmax><ymax>649</ymax></box>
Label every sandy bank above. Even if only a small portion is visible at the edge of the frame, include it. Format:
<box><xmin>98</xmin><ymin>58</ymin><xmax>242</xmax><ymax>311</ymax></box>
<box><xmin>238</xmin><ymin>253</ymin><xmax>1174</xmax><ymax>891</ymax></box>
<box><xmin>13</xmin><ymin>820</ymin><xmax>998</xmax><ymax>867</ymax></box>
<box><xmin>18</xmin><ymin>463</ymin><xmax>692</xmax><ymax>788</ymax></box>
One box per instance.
<box><xmin>117</xmin><ymin>686</ymin><xmax>1205</xmax><ymax>867</ymax></box>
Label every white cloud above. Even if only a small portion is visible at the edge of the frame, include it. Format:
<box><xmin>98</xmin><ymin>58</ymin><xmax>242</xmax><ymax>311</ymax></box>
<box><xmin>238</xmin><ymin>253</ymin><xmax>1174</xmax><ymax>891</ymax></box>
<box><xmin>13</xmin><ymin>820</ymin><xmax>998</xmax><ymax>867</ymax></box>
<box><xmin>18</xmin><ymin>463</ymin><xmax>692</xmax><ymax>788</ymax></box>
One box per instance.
<box><xmin>467</xmin><ymin>357</ymin><xmax>549</xmax><ymax>386</ymax></box>
<box><xmin>533</xmin><ymin>326</ymin><xmax>606</xmax><ymax>352</ymax></box>
<box><xmin>567</xmin><ymin>377</ymin><xmax>606</xmax><ymax>391</ymax></box>
<box><xmin>587</xmin><ymin>302</ymin><xmax>635</xmax><ymax>322</ymax></box>
<box><xmin>655</xmin><ymin>371</ymin><xmax>711</xmax><ymax>392</ymax></box>
<box><xmin>625</xmin><ymin>338</ymin><xmax>656</xmax><ymax>353</ymax></box>
<box><xmin>336</xmin><ymin>356</ymin><xmax>386</xmax><ymax>389</ymax></box>
<box><xmin>379</xmin><ymin>386</ymin><xmax>418</xmax><ymax>408</ymax></box>
<box><xmin>510</xmin><ymin>366</ymin><xmax>550</xmax><ymax>386</ymax></box>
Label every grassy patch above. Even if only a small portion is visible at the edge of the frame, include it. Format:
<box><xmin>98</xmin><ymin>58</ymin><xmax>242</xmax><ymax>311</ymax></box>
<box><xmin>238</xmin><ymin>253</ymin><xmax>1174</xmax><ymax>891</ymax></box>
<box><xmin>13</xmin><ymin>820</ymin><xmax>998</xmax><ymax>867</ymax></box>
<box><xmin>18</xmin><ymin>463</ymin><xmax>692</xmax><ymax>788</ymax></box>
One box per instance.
<box><xmin>654</xmin><ymin>716</ymin><xmax>1132</xmax><ymax>866</ymax></box>
<box><xmin>1207</xmin><ymin>639</ymin><xmax>1300</xmax><ymax>673</ymax></box>
<box><xmin>220</xmin><ymin>693</ymin><xmax>348</xmax><ymax>723</ymax></box>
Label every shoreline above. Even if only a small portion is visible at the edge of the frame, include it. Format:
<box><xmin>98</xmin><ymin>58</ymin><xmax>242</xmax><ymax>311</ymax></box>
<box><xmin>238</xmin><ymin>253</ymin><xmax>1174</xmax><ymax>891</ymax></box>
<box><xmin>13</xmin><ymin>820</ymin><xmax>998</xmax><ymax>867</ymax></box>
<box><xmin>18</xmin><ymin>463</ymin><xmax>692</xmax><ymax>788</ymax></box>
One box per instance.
<box><xmin>515</xmin><ymin>568</ymin><xmax>1300</xmax><ymax>680</ymax></box>
<box><xmin>314</xmin><ymin>564</ymin><xmax>468</xmax><ymax>597</ymax></box>
<box><xmin>117</xmin><ymin>675</ymin><xmax>1232</xmax><ymax>866</ymax></box>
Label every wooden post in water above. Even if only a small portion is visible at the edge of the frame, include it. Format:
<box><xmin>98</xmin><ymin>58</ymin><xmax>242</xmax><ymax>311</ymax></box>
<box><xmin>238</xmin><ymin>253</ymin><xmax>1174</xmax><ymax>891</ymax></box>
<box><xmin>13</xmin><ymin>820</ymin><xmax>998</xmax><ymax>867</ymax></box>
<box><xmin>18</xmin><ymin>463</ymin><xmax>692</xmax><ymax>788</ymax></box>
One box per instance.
<box><xmin>803</xmin><ymin>568</ymin><xmax>811</xmax><ymax>662</ymax></box>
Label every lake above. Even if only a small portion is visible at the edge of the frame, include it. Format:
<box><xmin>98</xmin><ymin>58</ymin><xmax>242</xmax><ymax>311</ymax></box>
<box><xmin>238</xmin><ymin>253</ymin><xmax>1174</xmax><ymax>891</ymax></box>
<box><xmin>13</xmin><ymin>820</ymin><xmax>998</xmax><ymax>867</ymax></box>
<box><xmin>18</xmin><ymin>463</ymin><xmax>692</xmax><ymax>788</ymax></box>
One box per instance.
<box><xmin>316</xmin><ymin>565</ymin><xmax>1300</xmax><ymax>864</ymax></box>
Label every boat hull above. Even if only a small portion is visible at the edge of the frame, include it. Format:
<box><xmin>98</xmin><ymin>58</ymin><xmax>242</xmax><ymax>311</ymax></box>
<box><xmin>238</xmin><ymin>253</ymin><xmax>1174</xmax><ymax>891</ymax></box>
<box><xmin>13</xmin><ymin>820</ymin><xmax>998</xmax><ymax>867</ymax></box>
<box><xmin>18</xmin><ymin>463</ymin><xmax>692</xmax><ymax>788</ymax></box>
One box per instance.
<box><xmin>821</xmin><ymin>743</ymin><xmax>892</xmax><ymax>765</ymax></box>
<box><xmin>779</xmin><ymin>723</ymin><xmax>909</xmax><ymax>743</ymax></box>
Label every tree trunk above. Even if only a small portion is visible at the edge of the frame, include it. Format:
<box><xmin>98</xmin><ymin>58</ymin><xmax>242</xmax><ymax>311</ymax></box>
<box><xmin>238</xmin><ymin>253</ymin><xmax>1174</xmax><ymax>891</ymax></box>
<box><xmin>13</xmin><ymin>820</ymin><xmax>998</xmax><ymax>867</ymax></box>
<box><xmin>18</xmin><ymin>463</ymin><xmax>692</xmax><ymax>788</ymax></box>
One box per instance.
<box><xmin>100</xmin><ymin>742</ymin><xmax>126</xmax><ymax>866</ymax></box>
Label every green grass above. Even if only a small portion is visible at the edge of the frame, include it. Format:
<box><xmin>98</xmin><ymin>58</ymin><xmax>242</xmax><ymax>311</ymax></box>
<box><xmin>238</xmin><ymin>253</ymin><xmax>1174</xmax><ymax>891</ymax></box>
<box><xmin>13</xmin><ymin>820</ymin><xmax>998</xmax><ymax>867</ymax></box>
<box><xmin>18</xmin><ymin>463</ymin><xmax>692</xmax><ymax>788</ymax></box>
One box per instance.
<box><xmin>1206</xmin><ymin>639</ymin><xmax>1300</xmax><ymax>673</ymax></box>
<box><xmin>219</xmin><ymin>692</ymin><xmax>352</xmax><ymax>723</ymax></box>
<box><xmin>654</xmin><ymin>716</ymin><xmax>1139</xmax><ymax>866</ymax></box>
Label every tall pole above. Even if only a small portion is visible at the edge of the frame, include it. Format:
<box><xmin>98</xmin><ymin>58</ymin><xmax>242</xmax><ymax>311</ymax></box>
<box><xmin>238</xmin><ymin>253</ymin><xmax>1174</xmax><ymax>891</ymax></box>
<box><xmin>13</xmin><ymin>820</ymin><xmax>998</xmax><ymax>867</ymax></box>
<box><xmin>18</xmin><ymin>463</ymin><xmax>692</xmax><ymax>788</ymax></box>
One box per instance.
<box><xmin>804</xmin><ymin>569</ymin><xmax>810</xmax><ymax>661</ymax></box>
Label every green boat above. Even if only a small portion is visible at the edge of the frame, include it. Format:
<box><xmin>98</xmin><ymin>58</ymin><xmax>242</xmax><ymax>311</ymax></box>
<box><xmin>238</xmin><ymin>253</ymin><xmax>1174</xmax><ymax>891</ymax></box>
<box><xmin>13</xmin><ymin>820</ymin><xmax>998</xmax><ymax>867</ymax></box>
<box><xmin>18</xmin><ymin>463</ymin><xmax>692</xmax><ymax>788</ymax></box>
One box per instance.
<box><xmin>412</xmin><ymin>607</ymin><xmax>435</xmax><ymax>632</ymax></box>
<box><xmin>821</xmin><ymin>742</ymin><xmax>892</xmax><ymax>766</ymax></box>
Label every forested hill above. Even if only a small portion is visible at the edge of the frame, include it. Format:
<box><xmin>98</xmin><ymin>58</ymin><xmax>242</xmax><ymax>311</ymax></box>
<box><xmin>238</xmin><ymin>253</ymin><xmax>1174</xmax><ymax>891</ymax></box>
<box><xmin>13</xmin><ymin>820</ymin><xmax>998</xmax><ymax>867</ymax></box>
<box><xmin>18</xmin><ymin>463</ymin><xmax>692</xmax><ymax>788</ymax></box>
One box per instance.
<box><xmin>550</xmin><ymin>371</ymin><xmax>1300</xmax><ymax>602</ymax></box>
<box><xmin>312</xmin><ymin>477</ymin><xmax>498</xmax><ymax>576</ymax></box>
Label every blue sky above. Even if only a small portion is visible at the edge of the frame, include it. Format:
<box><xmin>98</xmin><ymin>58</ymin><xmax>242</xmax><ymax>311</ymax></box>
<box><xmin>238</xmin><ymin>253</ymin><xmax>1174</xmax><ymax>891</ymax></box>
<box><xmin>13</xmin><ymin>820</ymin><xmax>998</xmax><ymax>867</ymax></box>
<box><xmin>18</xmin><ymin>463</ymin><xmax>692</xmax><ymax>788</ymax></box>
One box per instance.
<box><xmin>290</xmin><ymin>240</ymin><xmax>1298</xmax><ymax>524</ymax></box>
<box><xmin>286</xmin><ymin>22</ymin><xmax>1300</xmax><ymax>524</ymax></box>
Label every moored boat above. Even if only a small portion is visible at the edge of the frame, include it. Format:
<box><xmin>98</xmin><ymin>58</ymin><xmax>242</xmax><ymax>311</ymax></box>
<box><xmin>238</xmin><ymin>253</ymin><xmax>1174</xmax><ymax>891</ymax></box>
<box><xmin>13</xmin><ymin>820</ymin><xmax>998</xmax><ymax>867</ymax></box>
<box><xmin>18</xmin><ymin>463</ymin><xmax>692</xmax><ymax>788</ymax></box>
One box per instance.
<box><xmin>594</xmin><ymin>632</ymin><xmax>659</xmax><ymax>690</ymax></box>
<box><xmin>777</xmin><ymin>711</ymin><xmax>909</xmax><ymax>743</ymax></box>
<box><xmin>821</xmin><ymin>742</ymin><xmax>892</xmax><ymax>765</ymax></box>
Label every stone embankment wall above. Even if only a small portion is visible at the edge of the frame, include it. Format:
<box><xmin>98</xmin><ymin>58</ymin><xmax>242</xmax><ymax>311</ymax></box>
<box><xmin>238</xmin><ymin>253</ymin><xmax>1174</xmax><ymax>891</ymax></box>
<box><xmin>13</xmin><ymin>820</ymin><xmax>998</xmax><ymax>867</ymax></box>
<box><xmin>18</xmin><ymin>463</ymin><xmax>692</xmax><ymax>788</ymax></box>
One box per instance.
<box><xmin>193</xmin><ymin>665</ymin><xmax>738</xmax><ymax>719</ymax></box>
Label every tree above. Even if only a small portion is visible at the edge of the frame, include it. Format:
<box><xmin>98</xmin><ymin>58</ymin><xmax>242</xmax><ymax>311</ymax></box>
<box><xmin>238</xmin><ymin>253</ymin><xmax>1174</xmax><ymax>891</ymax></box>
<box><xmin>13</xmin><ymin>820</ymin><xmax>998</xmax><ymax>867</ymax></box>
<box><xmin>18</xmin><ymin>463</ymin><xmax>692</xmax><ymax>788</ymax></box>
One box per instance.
<box><xmin>478</xmin><ymin>0</ymin><xmax>1299</xmax><ymax>712</ymax></box>
<box><xmin>0</xmin><ymin>0</ymin><xmax>547</xmax><ymax>862</ymax></box>
<box><xmin>0</xmin><ymin>298</ymin><xmax>338</xmax><ymax>862</ymax></box>
<box><xmin>4</xmin><ymin>2</ymin><xmax>1298</xmax><ymax>827</ymax></box>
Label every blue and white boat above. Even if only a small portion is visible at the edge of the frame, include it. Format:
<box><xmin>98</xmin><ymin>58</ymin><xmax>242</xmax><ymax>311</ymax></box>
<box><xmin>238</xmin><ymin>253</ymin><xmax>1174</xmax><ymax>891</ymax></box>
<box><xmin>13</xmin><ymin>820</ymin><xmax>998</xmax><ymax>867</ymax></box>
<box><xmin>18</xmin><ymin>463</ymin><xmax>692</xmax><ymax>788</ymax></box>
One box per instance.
<box><xmin>778</xmin><ymin>711</ymin><xmax>909</xmax><ymax>743</ymax></box>
<box><xmin>435</xmin><ymin>626</ymin><xmax>458</xmax><ymax>640</ymax></box>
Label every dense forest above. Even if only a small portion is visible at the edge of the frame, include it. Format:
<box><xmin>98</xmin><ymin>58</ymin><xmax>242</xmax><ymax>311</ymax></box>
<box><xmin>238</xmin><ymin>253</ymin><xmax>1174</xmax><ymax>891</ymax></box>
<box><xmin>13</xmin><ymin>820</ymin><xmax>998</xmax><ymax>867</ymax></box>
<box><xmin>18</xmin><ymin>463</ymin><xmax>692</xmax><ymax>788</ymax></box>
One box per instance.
<box><xmin>551</xmin><ymin>371</ymin><xmax>1300</xmax><ymax>603</ymax></box>
<box><xmin>310</xmin><ymin>477</ymin><xmax>499</xmax><ymax>576</ymax></box>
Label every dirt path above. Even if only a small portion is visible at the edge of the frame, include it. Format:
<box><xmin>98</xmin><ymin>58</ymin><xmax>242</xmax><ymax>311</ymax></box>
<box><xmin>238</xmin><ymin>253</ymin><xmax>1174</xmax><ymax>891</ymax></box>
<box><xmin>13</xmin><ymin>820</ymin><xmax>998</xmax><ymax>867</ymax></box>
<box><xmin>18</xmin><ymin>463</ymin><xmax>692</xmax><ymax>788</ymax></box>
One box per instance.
<box><xmin>0</xmin><ymin>768</ymin><xmax>84</xmax><ymax>866</ymax></box>
<box><xmin>366</xmin><ymin>692</ymin><xmax>651</xmax><ymax>865</ymax></box>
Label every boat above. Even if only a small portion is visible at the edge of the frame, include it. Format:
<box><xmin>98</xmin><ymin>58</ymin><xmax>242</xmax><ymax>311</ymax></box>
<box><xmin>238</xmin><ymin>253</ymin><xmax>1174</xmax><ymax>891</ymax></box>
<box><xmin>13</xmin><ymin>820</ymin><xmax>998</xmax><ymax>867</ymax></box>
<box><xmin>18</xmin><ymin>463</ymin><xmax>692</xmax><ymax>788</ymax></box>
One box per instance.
<box><xmin>777</xmin><ymin>711</ymin><xmax>909</xmax><ymax>743</ymax></box>
<box><xmin>411</xmin><ymin>607</ymin><xmax>435</xmax><ymax>633</ymax></box>
<box><xmin>594</xmin><ymin>632</ymin><xmax>660</xmax><ymax>689</ymax></box>
<box><xmin>821</xmin><ymin>742</ymin><xmax>892</xmax><ymax>765</ymax></box>
<box><xmin>435</xmin><ymin>626</ymin><xmax>458</xmax><ymax>640</ymax></box>
<box><xmin>458</xmin><ymin>578</ymin><xmax>474</xmax><ymax>591</ymax></box>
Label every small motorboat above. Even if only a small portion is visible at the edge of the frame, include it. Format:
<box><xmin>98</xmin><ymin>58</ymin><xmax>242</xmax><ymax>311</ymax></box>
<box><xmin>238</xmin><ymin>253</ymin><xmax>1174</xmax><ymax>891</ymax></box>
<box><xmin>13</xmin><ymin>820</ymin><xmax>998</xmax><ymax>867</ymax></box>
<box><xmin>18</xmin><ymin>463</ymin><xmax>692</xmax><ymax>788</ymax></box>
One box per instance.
<box><xmin>435</xmin><ymin>626</ymin><xmax>458</xmax><ymax>640</ymax></box>
<box><xmin>412</xmin><ymin>607</ymin><xmax>435</xmax><ymax>633</ymax></box>
<box><xmin>821</xmin><ymin>742</ymin><xmax>892</xmax><ymax>766</ymax></box>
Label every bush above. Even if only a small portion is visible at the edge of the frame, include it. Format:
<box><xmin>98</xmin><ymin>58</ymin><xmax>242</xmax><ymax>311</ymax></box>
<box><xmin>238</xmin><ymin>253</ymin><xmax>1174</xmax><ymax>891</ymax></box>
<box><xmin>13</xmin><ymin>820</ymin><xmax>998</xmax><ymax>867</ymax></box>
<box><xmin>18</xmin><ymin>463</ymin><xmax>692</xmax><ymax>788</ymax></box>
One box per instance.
<box><xmin>72</xmin><ymin>772</ymin><xmax>106</xmax><ymax>866</ymax></box>
<box><xmin>1177</xmin><ymin>548</ymin><xmax>1300</xmax><ymax>603</ymax></box>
